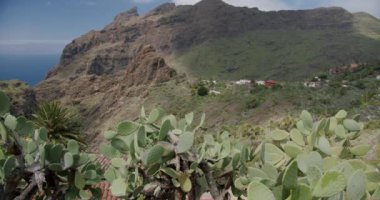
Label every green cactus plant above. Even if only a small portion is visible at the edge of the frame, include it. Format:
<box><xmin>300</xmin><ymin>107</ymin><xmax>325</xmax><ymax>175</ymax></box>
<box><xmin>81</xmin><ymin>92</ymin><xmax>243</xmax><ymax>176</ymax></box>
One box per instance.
<box><xmin>3</xmin><ymin>86</ymin><xmax>378</xmax><ymax>200</ymax></box>
<box><xmin>0</xmin><ymin>91</ymin><xmax>102</xmax><ymax>200</ymax></box>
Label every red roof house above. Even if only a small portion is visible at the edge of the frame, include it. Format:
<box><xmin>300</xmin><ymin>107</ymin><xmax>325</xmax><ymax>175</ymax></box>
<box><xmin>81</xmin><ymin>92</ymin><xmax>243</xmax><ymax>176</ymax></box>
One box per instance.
<box><xmin>264</xmin><ymin>80</ymin><xmax>277</xmax><ymax>88</ymax></box>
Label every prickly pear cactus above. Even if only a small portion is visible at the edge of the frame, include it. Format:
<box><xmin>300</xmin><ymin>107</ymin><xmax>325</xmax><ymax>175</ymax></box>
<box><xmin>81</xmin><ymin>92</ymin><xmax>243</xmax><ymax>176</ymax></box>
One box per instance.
<box><xmin>102</xmin><ymin>106</ymin><xmax>379</xmax><ymax>200</ymax></box>
<box><xmin>0</xmin><ymin>91</ymin><xmax>102</xmax><ymax>200</ymax></box>
<box><xmin>234</xmin><ymin>110</ymin><xmax>380</xmax><ymax>200</ymax></box>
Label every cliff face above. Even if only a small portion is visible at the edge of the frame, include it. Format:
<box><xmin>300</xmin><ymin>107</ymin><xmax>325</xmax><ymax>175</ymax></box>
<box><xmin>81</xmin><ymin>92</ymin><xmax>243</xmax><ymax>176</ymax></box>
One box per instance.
<box><xmin>125</xmin><ymin>45</ymin><xmax>176</xmax><ymax>87</ymax></box>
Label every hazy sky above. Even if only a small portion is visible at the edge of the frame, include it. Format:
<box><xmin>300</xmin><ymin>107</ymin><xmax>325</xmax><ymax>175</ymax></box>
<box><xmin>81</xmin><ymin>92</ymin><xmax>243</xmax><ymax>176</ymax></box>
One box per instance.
<box><xmin>0</xmin><ymin>0</ymin><xmax>379</xmax><ymax>55</ymax></box>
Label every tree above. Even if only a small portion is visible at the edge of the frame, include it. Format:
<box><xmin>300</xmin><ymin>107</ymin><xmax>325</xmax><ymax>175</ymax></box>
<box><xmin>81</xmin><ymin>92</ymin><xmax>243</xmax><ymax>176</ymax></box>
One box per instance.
<box><xmin>197</xmin><ymin>85</ymin><xmax>209</xmax><ymax>96</ymax></box>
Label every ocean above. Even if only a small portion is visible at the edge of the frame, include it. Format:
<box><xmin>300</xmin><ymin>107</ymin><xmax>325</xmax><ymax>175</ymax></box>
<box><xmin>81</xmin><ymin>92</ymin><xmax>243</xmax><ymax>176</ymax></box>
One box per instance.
<box><xmin>0</xmin><ymin>54</ymin><xmax>60</xmax><ymax>86</ymax></box>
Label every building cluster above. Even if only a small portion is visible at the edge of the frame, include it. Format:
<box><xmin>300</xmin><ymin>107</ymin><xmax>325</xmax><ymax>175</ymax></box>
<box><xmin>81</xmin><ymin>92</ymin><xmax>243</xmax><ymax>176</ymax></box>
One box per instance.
<box><xmin>303</xmin><ymin>76</ymin><xmax>322</xmax><ymax>88</ymax></box>
<box><xmin>233</xmin><ymin>79</ymin><xmax>278</xmax><ymax>88</ymax></box>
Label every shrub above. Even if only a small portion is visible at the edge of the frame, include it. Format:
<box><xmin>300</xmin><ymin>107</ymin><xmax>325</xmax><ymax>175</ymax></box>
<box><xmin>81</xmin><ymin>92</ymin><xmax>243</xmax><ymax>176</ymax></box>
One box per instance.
<box><xmin>245</xmin><ymin>95</ymin><xmax>261</xmax><ymax>109</ymax></box>
<box><xmin>250</xmin><ymin>84</ymin><xmax>266</xmax><ymax>93</ymax></box>
<box><xmin>318</xmin><ymin>73</ymin><xmax>328</xmax><ymax>80</ymax></box>
<box><xmin>355</xmin><ymin>80</ymin><xmax>367</xmax><ymax>89</ymax></box>
<box><xmin>197</xmin><ymin>85</ymin><xmax>209</xmax><ymax>96</ymax></box>
<box><xmin>271</xmin><ymin>83</ymin><xmax>283</xmax><ymax>90</ymax></box>
<box><xmin>0</xmin><ymin>91</ymin><xmax>102</xmax><ymax>199</ymax></box>
<box><xmin>32</xmin><ymin>102</ymin><xmax>83</xmax><ymax>145</ymax></box>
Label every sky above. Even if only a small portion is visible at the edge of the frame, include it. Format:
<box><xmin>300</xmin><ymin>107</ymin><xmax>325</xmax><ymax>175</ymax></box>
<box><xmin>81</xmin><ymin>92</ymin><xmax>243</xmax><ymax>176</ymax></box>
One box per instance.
<box><xmin>0</xmin><ymin>0</ymin><xmax>379</xmax><ymax>55</ymax></box>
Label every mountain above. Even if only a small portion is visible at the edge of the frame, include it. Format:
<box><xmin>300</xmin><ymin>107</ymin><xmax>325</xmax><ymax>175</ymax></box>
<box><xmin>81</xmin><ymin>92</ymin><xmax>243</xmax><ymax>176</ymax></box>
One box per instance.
<box><xmin>40</xmin><ymin>0</ymin><xmax>380</xmax><ymax>82</ymax></box>
<box><xmin>33</xmin><ymin>0</ymin><xmax>380</xmax><ymax>144</ymax></box>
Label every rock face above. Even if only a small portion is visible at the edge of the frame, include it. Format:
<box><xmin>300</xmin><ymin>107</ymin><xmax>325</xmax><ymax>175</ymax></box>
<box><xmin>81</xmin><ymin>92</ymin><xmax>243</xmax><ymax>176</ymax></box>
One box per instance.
<box><xmin>125</xmin><ymin>45</ymin><xmax>176</xmax><ymax>86</ymax></box>
<box><xmin>34</xmin><ymin>43</ymin><xmax>177</xmax><ymax>146</ymax></box>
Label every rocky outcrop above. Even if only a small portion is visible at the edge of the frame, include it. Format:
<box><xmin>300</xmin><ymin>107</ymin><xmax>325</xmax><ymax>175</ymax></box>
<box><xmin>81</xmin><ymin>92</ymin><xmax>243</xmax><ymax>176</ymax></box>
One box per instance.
<box><xmin>125</xmin><ymin>45</ymin><xmax>176</xmax><ymax>86</ymax></box>
<box><xmin>87</xmin><ymin>56</ymin><xmax>105</xmax><ymax>75</ymax></box>
<box><xmin>114</xmin><ymin>7</ymin><xmax>138</xmax><ymax>23</ymax></box>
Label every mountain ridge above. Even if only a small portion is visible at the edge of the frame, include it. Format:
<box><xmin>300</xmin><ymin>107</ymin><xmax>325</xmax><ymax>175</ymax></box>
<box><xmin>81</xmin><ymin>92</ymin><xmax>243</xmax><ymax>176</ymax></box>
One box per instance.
<box><xmin>41</xmin><ymin>0</ymin><xmax>380</xmax><ymax>83</ymax></box>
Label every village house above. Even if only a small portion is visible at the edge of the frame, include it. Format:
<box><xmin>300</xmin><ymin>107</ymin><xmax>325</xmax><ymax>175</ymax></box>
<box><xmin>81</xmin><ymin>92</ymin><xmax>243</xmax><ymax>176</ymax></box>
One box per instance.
<box><xmin>264</xmin><ymin>80</ymin><xmax>277</xmax><ymax>88</ymax></box>
<box><xmin>255</xmin><ymin>80</ymin><xmax>265</xmax><ymax>86</ymax></box>
<box><xmin>234</xmin><ymin>79</ymin><xmax>251</xmax><ymax>85</ymax></box>
<box><xmin>304</xmin><ymin>77</ymin><xmax>322</xmax><ymax>88</ymax></box>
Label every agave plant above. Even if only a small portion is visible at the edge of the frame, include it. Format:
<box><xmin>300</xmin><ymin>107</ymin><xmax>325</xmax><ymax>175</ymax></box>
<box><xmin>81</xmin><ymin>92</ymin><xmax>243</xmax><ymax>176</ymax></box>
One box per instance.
<box><xmin>32</xmin><ymin>102</ymin><xmax>83</xmax><ymax>145</ymax></box>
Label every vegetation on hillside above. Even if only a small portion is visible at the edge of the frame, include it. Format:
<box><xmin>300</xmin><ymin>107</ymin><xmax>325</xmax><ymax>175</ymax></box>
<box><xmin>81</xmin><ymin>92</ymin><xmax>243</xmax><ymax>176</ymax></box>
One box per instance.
<box><xmin>176</xmin><ymin>30</ymin><xmax>380</xmax><ymax>80</ymax></box>
<box><xmin>141</xmin><ymin>64</ymin><xmax>380</xmax><ymax>140</ymax></box>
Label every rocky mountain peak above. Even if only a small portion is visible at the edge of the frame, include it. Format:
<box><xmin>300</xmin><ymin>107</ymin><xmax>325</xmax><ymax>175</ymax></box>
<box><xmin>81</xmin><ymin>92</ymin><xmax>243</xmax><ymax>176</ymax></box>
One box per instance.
<box><xmin>114</xmin><ymin>7</ymin><xmax>139</xmax><ymax>22</ymax></box>
<box><xmin>146</xmin><ymin>3</ymin><xmax>176</xmax><ymax>16</ymax></box>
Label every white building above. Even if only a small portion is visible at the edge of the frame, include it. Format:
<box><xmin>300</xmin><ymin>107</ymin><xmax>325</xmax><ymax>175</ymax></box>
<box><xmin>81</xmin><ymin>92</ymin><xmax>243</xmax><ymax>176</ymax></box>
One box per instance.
<box><xmin>234</xmin><ymin>79</ymin><xmax>251</xmax><ymax>85</ymax></box>
<box><xmin>304</xmin><ymin>81</ymin><xmax>321</xmax><ymax>88</ymax></box>
<box><xmin>209</xmin><ymin>90</ymin><xmax>221</xmax><ymax>95</ymax></box>
<box><xmin>255</xmin><ymin>81</ymin><xmax>265</xmax><ymax>86</ymax></box>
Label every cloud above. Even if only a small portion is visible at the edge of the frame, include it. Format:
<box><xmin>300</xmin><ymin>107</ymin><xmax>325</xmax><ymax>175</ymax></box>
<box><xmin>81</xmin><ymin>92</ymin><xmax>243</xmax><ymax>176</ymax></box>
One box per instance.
<box><xmin>171</xmin><ymin>0</ymin><xmax>380</xmax><ymax>17</ymax></box>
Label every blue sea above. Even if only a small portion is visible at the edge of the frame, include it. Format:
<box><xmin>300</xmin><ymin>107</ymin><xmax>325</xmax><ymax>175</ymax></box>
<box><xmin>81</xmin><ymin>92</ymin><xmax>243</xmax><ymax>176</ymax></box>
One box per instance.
<box><xmin>0</xmin><ymin>54</ymin><xmax>60</xmax><ymax>86</ymax></box>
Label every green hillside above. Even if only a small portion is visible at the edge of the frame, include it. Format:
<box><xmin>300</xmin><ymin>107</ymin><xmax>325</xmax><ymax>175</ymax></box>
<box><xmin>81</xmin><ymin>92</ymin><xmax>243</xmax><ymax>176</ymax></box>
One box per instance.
<box><xmin>354</xmin><ymin>12</ymin><xmax>380</xmax><ymax>40</ymax></box>
<box><xmin>175</xmin><ymin>29</ymin><xmax>380</xmax><ymax>80</ymax></box>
